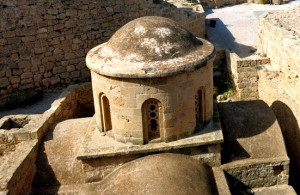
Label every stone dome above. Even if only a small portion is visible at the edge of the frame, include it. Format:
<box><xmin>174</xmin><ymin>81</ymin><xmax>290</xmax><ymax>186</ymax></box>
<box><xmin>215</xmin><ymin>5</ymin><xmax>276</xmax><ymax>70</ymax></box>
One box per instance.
<box><xmin>97</xmin><ymin>153</ymin><xmax>214</xmax><ymax>195</ymax></box>
<box><xmin>86</xmin><ymin>16</ymin><xmax>215</xmax><ymax>78</ymax></box>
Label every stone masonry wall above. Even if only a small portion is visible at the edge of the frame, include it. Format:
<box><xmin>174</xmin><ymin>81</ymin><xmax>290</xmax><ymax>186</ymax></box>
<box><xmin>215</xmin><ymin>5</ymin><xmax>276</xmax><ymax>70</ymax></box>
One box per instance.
<box><xmin>257</xmin><ymin>6</ymin><xmax>300</xmax><ymax>191</ymax></box>
<box><xmin>258</xmin><ymin>7</ymin><xmax>300</xmax><ymax>104</ymax></box>
<box><xmin>0</xmin><ymin>0</ymin><xmax>205</xmax><ymax>106</ymax></box>
<box><xmin>223</xmin><ymin>160</ymin><xmax>289</xmax><ymax>193</ymax></box>
<box><xmin>226</xmin><ymin>51</ymin><xmax>269</xmax><ymax>101</ymax></box>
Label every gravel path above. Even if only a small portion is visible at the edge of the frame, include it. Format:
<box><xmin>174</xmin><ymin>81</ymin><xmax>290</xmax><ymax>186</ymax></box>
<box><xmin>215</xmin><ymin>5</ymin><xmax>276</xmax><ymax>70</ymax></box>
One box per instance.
<box><xmin>206</xmin><ymin>1</ymin><xmax>299</xmax><ymax>58</ymax></box>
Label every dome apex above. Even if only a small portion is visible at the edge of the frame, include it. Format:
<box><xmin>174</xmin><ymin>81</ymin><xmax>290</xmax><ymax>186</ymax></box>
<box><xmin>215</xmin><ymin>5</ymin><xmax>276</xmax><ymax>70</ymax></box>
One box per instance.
<box><xmin>101</xmin><ymin>16</ymin><xmax>203</xmax><ymax>62</ymax></box>
<box><xmin>86</xmin><ymin>16</ymin><xmax>215</xmax><ymax>78</ymax></box>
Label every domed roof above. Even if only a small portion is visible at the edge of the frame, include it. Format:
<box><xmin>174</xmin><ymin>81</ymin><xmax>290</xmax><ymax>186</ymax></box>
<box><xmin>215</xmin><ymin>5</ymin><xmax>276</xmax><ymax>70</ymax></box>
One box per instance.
<box><xmin>97</xmin><ymin>153</ymin><xmax>214</xmax><ymax>195</ymax></box>
<box><xmin>86</xmin><ymin>16</ymin><xmax>215</xmax><ymax>78</ymax></box>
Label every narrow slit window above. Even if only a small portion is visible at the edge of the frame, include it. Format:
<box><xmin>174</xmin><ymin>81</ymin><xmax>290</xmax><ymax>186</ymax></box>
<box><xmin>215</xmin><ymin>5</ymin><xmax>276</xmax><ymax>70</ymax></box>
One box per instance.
<box><xmin>100</xmin><ymin>93</ymin><xmax>112</xmax><ymax>131</ymax></box>
<box><xmin>195</xmin><ymin>88</ymin><xmax>206</xmax><ymax>127</ymax></box>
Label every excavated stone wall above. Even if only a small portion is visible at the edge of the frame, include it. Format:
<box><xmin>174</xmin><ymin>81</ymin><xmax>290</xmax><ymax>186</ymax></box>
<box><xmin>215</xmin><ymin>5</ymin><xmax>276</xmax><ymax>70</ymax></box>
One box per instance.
<box><xmin>0</xmin><ymin>140</ymin><xmax>38</xmax><ymax>195</ymax></box>
<box><xmin>0</xmin><ymin>0</ymin><xmax>205</xmax><ymax>106</ymax></box>
<box><xmin>0</xmin><ymin>83</ymin><xmax>93</xmax><ymax>195</ymax></box>
<box><xmin>257</xmin><ymin>6</ymin><xmax>300</xmax><ymax>189</ymax></box>
<box><xmin>222</xmin><ymin>160</ymin><xmax>289</xmax><ymax>193</ymax></box>
<box><xmin>258</xmin><ymin>7</ymin><xmax>300</xmax><ymax>104</ymax></box>
<box><xmin>257</xmin><ymin>6</ymin><xmax>300</xmax><ymax>192</ymax></box>
<box><xmin>226</xmin><ymin>51</ymin><xmax>269</xmax><ymax>101</ymax></box>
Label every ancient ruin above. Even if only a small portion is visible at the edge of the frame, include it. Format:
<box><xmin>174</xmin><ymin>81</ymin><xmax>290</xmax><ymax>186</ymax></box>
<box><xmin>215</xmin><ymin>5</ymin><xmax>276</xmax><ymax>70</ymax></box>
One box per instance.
<box><xmin>86</xmin><ymin>16</ymin><xmax>215</xmax><ymax>144</ymax></box>
<box><xmin>0</xmin><ymin>0</ymin><xmax>300</xmax><ymax>194</ymax></box>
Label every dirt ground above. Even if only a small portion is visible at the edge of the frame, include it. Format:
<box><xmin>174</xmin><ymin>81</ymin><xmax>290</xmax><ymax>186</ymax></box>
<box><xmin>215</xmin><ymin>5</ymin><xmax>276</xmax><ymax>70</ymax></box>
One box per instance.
<box><xmin>0</xmin><ymin>92</ymin><xmax>61</xmax><ymax>118</ymax></box>
<box><xmin>206</xmin><ymin>2</ymin><xmax>299</xmax><ymax>58</ymax></box>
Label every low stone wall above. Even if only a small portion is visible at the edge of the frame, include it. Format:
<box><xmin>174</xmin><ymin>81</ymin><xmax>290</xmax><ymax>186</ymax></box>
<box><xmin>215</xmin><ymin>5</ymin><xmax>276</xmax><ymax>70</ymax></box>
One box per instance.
<box><xmin>226</xmin><ymin>51</ymin><xmax>269</xmax><ymax>101</ymax></box>
<box><xmin>258</xmin><ymin>67</ymin><xmax>300</xmax><ymax>191</ymax></box>
<box><xmin>258</xmin><ymin>7</ymin><xmax>300</xmax><ymax>104</ymax></box>
<box><xmin>221</xmin><ymin>158</ymin><xmax>289</xmax><ymax>193</ymax></box>
<box><xmin>81</xmin><ymin>143</ymin><xmax>221</xmax><ymax>183</ymax></box>
<box><xmin>0</xmin><ymin>140</ymin><xmax>38</xmax><ymax>195</ymax></box>
<box><xmin>212</xmin><ymin>167</ymin><xmax>231</xmax><ymax>195</ymax></box>
<box><xmin>0</xmin><ymin>83</ymin><xmax>93</xmax><ymax>194</ymax></box>
<box><xmin>0</xmin><ymin>83</ymin><xmax>93</xmax><ymax>143</ymax></box>
<box><xmin>0</xmin><ymin>0</ymin><xmax>205</xmax><ymax>106</ymax></box>
<box><xmin>257</xmin><ymin>5</ymin><xmax>300</xmax><ymax>191</ymax></box>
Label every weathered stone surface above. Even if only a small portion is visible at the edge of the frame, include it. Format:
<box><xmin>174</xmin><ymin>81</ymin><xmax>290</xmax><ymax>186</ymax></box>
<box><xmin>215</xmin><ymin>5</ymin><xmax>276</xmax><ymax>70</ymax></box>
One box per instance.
<box><xmin>87</xmin><ymin>16</ymin><xmax>213</xmax><ymax>78</ymax></box>
<box><xmin>218</xmin><ymin>100</ymin><xmax>290</xmax><ymax>191</ymax></box>
<box><xmin>94</xmin><ymin>154</ymin><xmax>216</xmax><ymax>195</ymax></box>
<box><xmin>218</xmin><ymin>100</ymin><xmax>288</xmax><ymax>162</ymax></box>
<box><xmin>0</xmin><ymin>78</ymin><xmax>9</xmax><ymax>88</ymax></box>
<box><xmin>253</xmin><ymin>185</ymin><xmax>296</xmax><ymax>195</ymax></box>
<box><xmin>77</xmin><ymin>103</ymin><xmax>223</xmax><ymax>169</ymax></box>
<box><xmin>0</xmin><ymin>139</ymin><xmax>38</xmax><ymax>195</ymax></box>
<box><xmin>257</xmin><ymin>5</ymin><xmax>300</xmax><ymax>192</ymax></box>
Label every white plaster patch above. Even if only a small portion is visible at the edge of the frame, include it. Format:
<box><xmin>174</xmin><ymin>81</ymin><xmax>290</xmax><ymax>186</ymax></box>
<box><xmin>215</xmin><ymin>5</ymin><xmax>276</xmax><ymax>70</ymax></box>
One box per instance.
<box><xmin>134</xmin><ymin>24</ymin><xmax>146</xmax><ymax>35</ymax></box>
<box><xmin>125</xmin><ymin>53</ymin><xmax>144</xmax><ymax>62</ymax></box>
<box><xmin>153</xmin><ymin>27</ymin><xmax>172</xmax><ymax>38</ymax></box>
<box><xmin>141</xmin><ymin>38</ymin><xmax>179</xmax><ymax>56</ymax></box>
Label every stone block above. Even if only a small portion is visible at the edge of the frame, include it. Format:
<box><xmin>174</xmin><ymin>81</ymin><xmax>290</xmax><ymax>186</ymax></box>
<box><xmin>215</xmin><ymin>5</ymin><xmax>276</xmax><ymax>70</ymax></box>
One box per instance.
<box><xmin>10</xmin><ymin>77</ymin><xmax>20</xmax><ymax>85</ymax></box>
<box><xmin>21</xmin><ymin>72</ymin><xmax>33</xmax><ymax>79</ymax></box>
<box><xmin>21</xmin><ymin>78</ymin><xmax>33</xmax><ymax>85</ymax></box>
<box><xmin>18</xmin><ymin>61</ymin><xmax>31</xmax><ymax>69</ymax></box>
<box><xmin>3</xmin><ymin>31</ymin><xmax>15</xmax><ymax>38</ymax></box>
<box><xmin>71</xmin><ymin>71</ymin><xmax>80</xmax><ymax>78</ymax></box>
<box><xmin>65</xmin><ymin>53</ymin><xmax>75</xmax><ymax>60</ymax></box>
<box><xmin>42</xmin><ymin>78</ymin><xmax>50</xmax><ymax>86</ymax></box>
<box><xmin>34</xmin><ymin>47</ymin><xmax>47</xmax><ymax>54</ymax></box>
<box><xmin>60</xmin><ymin>72</ymin><xmax>70</xmax><ymax>79</ymax></box>
<box><xmin>34</xmin><ymin>74</ymin><xmax>42</xmax><ymax>82</ymax></box>
<box><xmin>19</xmin><ymin>84</ymin><xmax>34</xmax><ymax>90</ymax></box>
<box><xmin>0</xmin><ymin>78</ymin><xmax>9</xmax><ymax>88</ymax></box>
<box><xmin>53</xmin><ymin>66</ymin><xmax>66</xmax><ymax>74</ymax></box>
<box><xmin>12</xmin><ymin>69</ymin><xmax>23</xmax><ymax>76</ymax></box>
<box><xmin>66</xmin><ymin>9</ymin><xmax>78</xmax><ymax>16</ymax></box>
<box><xmin>51</xmin><ymin>76</ymin><xmax>60</xmax><ymax>85</ymax></box>
<box><xmin>48</xmin><ymin>9</ymin><xmax>58</xmax><ymax>15</ymax></box>
<box><xmin>66</xmin><ymin>65</ymin><xmax>75</xmax><ymax>72</ymax></box>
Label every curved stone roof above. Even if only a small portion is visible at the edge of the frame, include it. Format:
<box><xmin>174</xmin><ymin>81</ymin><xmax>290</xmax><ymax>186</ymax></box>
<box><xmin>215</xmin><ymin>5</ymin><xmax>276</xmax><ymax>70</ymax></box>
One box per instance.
<box><xmin>98</xmin><ymin>153</ymin><xmax>214</xmax><ymax>195</ymax></box>
<box><xmin>86</xmin><ymin>16</ymin><xmax>215</xmax><ymax>78</ymax></box>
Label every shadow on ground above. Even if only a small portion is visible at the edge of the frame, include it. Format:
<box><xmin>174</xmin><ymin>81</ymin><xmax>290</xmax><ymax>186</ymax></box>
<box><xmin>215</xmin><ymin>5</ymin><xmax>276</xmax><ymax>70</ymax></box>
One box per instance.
<box><xmin>31</xmin><ymin>122</ymin><xmax>61</xmax><ymax>195</ymax></box>
<box><xmin>206</xmin><ymin>18</ymin><xmax>256</xmax><ymax>58</ymax></box>
<box><xmin>271</xmin><ymin>101</ymin><xmax>300</xmax><ymax>194</ymax></box>
<box><xmin>218</xmin><ymin>100</ymin><xmax>285</xmax><ymax>164</ymax></box>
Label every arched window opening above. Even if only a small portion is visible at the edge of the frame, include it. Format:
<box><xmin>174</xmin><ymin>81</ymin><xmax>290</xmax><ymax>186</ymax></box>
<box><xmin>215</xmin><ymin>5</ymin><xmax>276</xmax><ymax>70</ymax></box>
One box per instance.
<box><xmin>99</xmin><ymin>93</ymin><xmax>112</xmax><ymax>131</ymax></box>
<box><xmin>142</xmin><ymin>99</ymin><xmax>163</xmax><ymax>143</ymax></box>
<box><xmin>195</xmin><ymin>88</ymin><xmax>206</xmax><ymax>128</ymax></box>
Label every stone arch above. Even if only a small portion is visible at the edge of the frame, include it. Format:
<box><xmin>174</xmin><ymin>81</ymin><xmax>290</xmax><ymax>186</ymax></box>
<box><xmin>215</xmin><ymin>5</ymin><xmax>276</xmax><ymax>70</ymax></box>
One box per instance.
<box><xmin>142</xmin><ymin>98</ymin><xmax>164</xmax><ymax>144</ymax></box>
<box><xmin>195</xmin><ymin>87</ymin><xmax>206</xmax><ymax>128</ymax></box>
<box><xmin>99</xmin><ymin>93</ymin><xmax>112</xmax><ymax>131</ymax></box>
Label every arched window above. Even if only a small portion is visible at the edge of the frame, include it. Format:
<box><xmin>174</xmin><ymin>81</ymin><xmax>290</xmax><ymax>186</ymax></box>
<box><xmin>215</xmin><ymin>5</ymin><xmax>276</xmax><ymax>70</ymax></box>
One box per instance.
<box><xmin>195</xmin><ymin>87</ymin><xmax>206</xmax><ymax>128</ymax></box>
<box><xmin>99</xmin><ymin>93</ymin><xmax>112</xmax><ymax>131</ymax></box>
<box><xmin>142</xmin><ymin>99</ymin><xmax>163</xmax><ymax>143</ymax></box>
